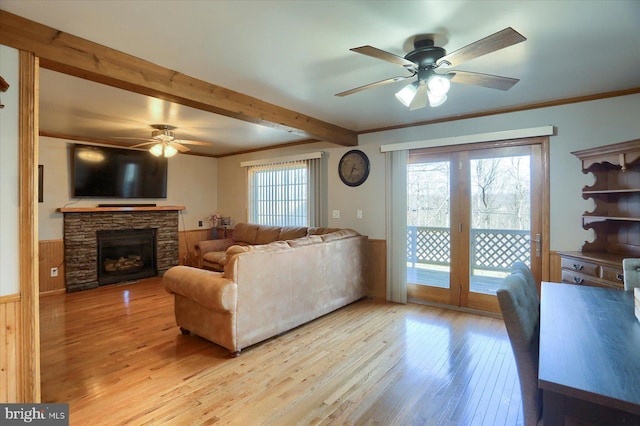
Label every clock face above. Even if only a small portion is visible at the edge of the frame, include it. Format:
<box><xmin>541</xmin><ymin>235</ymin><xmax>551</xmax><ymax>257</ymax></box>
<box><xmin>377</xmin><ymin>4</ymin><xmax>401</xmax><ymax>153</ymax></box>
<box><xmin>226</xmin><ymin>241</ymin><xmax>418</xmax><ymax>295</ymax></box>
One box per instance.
<box><xmin>339</xmin><ymin>150</ymin><xmax>370</xmax><ymax>187</ymax></box>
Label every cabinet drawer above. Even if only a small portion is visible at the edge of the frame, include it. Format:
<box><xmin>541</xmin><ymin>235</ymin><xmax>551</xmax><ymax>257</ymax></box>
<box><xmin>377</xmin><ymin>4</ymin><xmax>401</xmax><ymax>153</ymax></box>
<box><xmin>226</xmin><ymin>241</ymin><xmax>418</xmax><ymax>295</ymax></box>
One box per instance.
<box><xmin>601</xmin><ymin>266</ymin><xmax>625</xmax><ymax>285</ymax></box>
<box><xmin>561</xmin><ymin>270</ymin><xmax>601</xmax><ymax>287</ymax></box>
<box><xmin>561</xmin><ymin>257</ymin><xmax>599</xmax><ymax>277</ymax></box>
<box><xmin>561</xmin><ymin>270</ymin><xmax>622</xmax><ymax>289</ymax></box>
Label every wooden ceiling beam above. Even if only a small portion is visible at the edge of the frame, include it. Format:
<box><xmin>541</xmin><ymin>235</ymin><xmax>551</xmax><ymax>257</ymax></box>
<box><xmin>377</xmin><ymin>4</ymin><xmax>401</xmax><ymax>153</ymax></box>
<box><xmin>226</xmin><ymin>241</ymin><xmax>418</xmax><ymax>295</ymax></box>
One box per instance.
<box><xmin>0</xmin><ymin>10</ymin><xmax>358</xmax><ymax>146</ymax></box>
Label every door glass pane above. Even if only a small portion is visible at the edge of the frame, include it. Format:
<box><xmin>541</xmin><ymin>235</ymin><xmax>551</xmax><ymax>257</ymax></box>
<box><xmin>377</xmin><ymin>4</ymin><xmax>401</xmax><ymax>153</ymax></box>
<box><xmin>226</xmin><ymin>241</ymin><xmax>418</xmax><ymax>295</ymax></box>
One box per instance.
<box><xmin>407</xmin><ymin>161</ymin><xmax>451</xmax><ymax>289</ymax></box>
<box><xmin>469</xmin><ymin>155</ymin><xmax>531</xmax><ymax>294</ymax></box>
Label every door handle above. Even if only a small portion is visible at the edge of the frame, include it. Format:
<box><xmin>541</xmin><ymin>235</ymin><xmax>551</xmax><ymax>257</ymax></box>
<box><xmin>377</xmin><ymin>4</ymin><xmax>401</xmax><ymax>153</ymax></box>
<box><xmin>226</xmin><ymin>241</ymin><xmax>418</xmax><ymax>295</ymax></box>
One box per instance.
<box><xmin>534</xmin><ymin>233</ymin><xmax>541</xmax><ymax>258</ymax></box>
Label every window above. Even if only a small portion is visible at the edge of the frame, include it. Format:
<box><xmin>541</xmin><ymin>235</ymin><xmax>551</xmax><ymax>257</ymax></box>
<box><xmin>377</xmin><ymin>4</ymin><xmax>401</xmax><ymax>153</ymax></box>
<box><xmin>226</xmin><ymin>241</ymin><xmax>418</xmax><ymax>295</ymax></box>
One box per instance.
<box><xmin>243</xmin><ymin>153</ymin><xmax>323</xmax><ymax>227</ymax></box>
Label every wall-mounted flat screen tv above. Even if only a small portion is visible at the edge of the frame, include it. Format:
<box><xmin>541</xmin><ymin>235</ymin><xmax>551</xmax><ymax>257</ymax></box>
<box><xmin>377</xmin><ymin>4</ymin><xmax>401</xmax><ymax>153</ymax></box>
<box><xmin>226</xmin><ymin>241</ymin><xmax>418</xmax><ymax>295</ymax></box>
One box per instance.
<box><xmin>72</xmin><ymin>144</ymin><xmax>168</xmax><ymax>198</ymax></box>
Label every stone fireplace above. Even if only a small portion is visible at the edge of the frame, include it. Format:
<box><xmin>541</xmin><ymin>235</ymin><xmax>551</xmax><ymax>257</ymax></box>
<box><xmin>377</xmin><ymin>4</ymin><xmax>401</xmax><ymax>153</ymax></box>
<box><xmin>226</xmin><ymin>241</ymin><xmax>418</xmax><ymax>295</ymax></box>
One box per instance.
<box><xmin>59</xmin><ymin>206</ymin><xmax>183</xmax><ymax>292</ymax></box>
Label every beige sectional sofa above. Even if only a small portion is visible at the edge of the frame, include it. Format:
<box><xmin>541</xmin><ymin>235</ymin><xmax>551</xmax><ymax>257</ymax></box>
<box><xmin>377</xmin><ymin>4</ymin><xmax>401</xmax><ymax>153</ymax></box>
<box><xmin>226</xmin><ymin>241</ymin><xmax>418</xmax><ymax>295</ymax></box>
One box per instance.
<box><xmin>164</xmin><ymin>224</ymin><xmax>368</xmax><ymax>356</ymax></box>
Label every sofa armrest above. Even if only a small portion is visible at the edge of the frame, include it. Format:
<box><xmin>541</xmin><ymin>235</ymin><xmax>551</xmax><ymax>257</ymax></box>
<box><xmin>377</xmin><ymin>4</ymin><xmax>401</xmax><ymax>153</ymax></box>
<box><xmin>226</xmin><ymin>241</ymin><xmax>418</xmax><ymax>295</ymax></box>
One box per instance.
<box><xmin>163</xmin><ymin>266</ymin><xmax>237</xmax><ymax>312</ymax></box>
<box><xmin>194</xmin><ymin>238</ymin><xmax>234</xmax><ymax>268</ymax></box>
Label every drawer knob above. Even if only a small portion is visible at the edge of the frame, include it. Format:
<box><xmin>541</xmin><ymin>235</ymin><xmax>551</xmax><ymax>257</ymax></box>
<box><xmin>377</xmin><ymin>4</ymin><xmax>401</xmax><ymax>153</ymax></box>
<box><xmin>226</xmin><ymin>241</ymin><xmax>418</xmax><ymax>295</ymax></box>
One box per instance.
<box><xmin>572</xmin><ymin>263</ymin><xmax>583</xmax><ymax>271</ymax></box>
<box><xmin>573</xmin><ymin>276</ymin><xmax>584</xmax><ymax>284</ymax></box>
<box><xmin>616</xmin><ymin>273</ymin><xmax>623</xmax><ymax>281</ymax></box>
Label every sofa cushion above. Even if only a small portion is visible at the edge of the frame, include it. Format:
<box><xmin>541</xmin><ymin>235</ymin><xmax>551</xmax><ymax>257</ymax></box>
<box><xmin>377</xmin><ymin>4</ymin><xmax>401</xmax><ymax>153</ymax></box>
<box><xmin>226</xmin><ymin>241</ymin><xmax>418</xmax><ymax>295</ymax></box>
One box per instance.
<box><xmin>279</xmin><ymin>226</ymin><xmax>308</xmax><ymax>241</ymax></box>
<box><xmin>287</xmin><ymin>235</ymin><xmax>323</xmax><ymax>247</ymax></box>
<box><xmin>228</xmin><ymin>241</ymin><xmax>290</xmax><ymax>254</ymax></box>
<box><xmin>255</xmin><ymin>226</ymin><xmax>281</xmax><ymax>244</ymax></box>
<box><xmin>232</xmin><ymin>223</ymin><xmax>260</xmax><ymax>244</ymax></box>
<box><xmin>249</xmin><ymin>240</ymin><xmax>291</xmax><ymax>252</ymax></box>
<box><xmin>203</xmin><ymin>250</ymin><xmax>227</xmax><ymax>265</ymax></box>
<box><xmin>227</xmin><ymin>245</ymin><xmax>249</xmax><ymax>255</ymax></box>
<box><xmin>321</xmin><ymin>229</ymin><xmax>359</xmax><ymax>242</ymax></box>
<box><xmin>307</xmin><ymin>227</ymin><xmax>340</xmax><ymax>235</ymax></box>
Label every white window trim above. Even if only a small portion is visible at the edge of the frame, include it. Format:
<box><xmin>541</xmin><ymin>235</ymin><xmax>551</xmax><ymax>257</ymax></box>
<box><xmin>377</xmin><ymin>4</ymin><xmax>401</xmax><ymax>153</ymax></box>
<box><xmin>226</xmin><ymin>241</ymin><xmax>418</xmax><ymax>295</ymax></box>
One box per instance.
<box><xmin>241</xmin><ymin>151</ymin><xmax>323</xmax><ymax>168</ymax></box>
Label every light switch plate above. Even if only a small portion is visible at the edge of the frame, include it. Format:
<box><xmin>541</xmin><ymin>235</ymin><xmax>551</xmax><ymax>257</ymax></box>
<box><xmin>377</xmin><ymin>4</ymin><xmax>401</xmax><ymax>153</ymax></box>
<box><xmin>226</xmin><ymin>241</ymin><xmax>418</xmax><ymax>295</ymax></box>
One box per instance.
<box><xmin>332</xmin><ymin>209</ymin><xmax>341</xmax><ymax>219</ymax></box>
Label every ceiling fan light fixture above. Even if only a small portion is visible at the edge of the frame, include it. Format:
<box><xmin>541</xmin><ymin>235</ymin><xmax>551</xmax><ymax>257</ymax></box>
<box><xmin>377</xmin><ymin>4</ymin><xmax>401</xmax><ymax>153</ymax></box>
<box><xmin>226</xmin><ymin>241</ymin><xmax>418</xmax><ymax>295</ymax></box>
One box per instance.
<box><xmin>395</xmin><ymin>82</ymin><xmax>418</xmax><ymax>107</ymax></box>
<box><xmin>163</xmin><ymin>144</ymin><xmax>178</xmax><ymax>158</ymax></box>
<box><xmin>149</xmin><ymin>143</ymin><xmax>164</xmax><ymax>157</ymax></box>
<box><xmin>427</xmin><ymin>74</ymin><xmax>450</xmax><ymax>97</ymax></box>
<box><xmin>427</xmin><ymin>92</ymin><xmax>447</xmax><ymax>107</ymax></box>
<box><xmin>149</xmin><ymin>142</ymin><xmax>178</xmax><ymax>158</ymax></box>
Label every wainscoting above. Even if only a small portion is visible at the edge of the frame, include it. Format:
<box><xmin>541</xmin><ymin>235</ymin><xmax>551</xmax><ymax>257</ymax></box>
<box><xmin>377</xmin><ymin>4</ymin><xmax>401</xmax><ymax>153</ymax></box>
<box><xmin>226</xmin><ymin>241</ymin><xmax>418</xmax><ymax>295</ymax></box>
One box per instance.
<box><xmin>367</xmin><ymin>239</ymin><xmax>386</xmax><ymax>299</ymax></box>
<box><xmin>178</xmin><ymin>228</ymin><xmax>211</xmax><ymax>266</ymax></box>
<box><xmin>38</xmin><ymin>240</ymin><xmax>65</xmax><ymax>294</ymax></box>
<box><xmin>0</xmin><ymin>296</ymin><xmax>21</xmax><ymax>401</ymax></box>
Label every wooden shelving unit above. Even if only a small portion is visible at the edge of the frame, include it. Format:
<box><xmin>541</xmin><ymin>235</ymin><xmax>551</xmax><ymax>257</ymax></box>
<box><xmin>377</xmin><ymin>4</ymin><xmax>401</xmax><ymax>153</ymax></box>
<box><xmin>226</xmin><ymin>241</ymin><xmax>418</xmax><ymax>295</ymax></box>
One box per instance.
<box><xmin>557</xmin><ymin>139</ymin><xmax>640</xmax><ymax>289</ymax></box>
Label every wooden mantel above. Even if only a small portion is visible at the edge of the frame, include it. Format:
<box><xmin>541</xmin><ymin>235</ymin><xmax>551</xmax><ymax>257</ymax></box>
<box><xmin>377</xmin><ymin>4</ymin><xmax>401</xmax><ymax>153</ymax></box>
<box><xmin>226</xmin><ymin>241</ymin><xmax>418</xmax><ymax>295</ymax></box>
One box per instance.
<box><xmin>56</xmin><ymin>205</ymin><xmax>185</xmax><ymax>213</ymax></box>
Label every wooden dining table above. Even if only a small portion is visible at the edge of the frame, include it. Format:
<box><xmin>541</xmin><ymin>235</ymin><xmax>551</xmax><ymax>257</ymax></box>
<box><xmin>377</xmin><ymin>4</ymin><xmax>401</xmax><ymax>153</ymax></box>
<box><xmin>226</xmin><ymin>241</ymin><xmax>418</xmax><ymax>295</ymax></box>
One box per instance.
<box><xmin>539</xmin><ymin>281</ymin><xmax>640</xmax><ymax>425</ymax></box>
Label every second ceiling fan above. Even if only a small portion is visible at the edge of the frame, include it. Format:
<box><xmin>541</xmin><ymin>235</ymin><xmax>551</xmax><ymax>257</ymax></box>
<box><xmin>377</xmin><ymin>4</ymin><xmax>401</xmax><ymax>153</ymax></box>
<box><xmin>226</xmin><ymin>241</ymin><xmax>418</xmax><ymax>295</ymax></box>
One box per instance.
<box><xmin>336</xmin><ymin>27</ymin><xmax>526</xmax><ymax>110</ymax></box>
<box><xmin>120</xmin><ymin>124</ymin><xmax>213</xmax><ymax>157</ymax></box>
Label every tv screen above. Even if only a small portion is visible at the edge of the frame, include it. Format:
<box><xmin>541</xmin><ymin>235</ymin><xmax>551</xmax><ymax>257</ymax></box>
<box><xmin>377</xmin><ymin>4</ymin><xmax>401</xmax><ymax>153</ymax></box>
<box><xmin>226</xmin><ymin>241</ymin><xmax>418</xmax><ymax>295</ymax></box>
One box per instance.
<box><xmin>72</xmin><ymin>144</ymin><xmax>168</xmax><ymax>198</ymax></box>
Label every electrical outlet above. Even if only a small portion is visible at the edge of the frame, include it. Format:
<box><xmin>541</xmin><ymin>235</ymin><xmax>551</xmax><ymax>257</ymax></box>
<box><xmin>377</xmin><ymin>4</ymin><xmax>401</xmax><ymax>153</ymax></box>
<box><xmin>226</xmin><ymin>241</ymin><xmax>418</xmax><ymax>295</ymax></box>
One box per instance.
<box><xmin>198</xmin><ymin>220</ymin><xmax>203</xmax><ymax>227</ymax></box>
<box><xmin>332</xmin><ymin>209</ymin><xmax>341</xmax><ymax>219</ymax></box>
<box><xmin>356</xmin><ymin>209</ymin><xmax>363</xmax><ymax>219</ymax></box>
<box><xmin>50</xmin><ymin>267</ymin><xmax>58</xmax><ymax>277</ymax></box>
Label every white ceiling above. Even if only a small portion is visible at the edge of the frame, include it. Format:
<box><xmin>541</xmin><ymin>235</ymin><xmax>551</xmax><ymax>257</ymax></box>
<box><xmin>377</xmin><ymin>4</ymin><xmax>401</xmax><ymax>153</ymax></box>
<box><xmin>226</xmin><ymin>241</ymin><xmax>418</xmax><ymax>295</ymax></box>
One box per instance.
<box><xmin>1</xmin><ymin>0</ymin><xmax>639</xmax><ymax>156</ymax></box>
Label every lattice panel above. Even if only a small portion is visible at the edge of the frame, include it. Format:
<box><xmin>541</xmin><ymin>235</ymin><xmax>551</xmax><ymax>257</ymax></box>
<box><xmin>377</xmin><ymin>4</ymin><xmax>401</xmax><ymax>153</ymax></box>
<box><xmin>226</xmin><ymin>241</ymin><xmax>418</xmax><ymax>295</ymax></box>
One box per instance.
<box><xmin>407</xmin><ymin>228</ymin><xmax>450</xmax><ymax>265</ymax></box>
<box><xmin>473</xmin><ymin>231</ymin><xmax>530</xmax><ymax>270</ymax></box>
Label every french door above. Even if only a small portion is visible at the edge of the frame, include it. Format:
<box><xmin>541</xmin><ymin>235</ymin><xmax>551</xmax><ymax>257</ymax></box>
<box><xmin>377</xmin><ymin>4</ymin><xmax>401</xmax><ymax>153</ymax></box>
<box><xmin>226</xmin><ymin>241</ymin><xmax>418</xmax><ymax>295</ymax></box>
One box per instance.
<box><xmin>406</xmin><ymin>139</ymin><xmax>545</xmax><ymax>314</ymax></box>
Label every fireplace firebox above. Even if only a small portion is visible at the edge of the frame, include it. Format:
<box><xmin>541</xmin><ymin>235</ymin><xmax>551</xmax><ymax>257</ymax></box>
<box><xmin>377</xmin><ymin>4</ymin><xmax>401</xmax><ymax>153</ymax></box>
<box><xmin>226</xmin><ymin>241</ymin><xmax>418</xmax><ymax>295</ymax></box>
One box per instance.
<box><xmin>96</xmin><ymin>228</ymin><xmax>158</xmax><ymax>286</ymax></box>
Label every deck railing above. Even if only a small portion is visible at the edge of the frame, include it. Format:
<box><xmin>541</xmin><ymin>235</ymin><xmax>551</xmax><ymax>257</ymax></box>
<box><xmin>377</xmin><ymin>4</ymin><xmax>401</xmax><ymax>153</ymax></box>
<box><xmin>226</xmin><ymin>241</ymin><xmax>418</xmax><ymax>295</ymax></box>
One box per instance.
<box><xmin>407</xmin><ymin>226</ymin><xmax>530</xmax><ymax>272</ymax></box>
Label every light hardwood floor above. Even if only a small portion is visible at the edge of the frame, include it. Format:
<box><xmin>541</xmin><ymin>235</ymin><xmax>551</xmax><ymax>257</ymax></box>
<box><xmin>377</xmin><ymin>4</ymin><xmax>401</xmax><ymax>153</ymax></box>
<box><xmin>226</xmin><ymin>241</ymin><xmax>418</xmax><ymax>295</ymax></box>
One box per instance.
<box><xmin>40</xmin><ymin>277</ymin><xmax>523</xmax><ymax>425</ymax></box>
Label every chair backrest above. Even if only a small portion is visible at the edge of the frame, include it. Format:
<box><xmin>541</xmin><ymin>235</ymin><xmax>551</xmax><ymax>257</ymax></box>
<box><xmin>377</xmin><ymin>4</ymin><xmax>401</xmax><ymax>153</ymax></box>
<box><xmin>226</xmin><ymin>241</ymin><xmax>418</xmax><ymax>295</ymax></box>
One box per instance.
<box><xmin>511</xmin><ymin>261</ymin><xmax>540</xmax><ymax>306</ymax></box>
<box><xmin>497</xmin><ymin>272</ymin><xmax>542</xmax><ymax>426</ymax></box>
<box><xmin>623</xmin><ymin>258</ymin><xmax>640</xmax><ymax>291</ymax></box>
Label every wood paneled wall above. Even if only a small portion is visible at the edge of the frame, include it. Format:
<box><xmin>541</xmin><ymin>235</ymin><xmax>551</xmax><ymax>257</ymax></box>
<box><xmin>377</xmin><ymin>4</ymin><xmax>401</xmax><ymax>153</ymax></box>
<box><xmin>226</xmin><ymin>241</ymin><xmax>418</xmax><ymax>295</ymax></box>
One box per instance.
<box><xmin>549</xmin><ymin>251</ymin><xmax>562</xmax><ymax>283</ymax></box>
<box><xmin>38</xmin><ymin>240</ymin><xmax>65</xmax><ymax>294</ymax></box>
<box><xmin>178</xmin><ymin>228</ymin><xmax>211</xmax><ymax>267</ymax></box>
<box><xmin>368</xmin><ymin>239</ymin><xmax>386</xmax><ymax>299</ymax></box>
<box><xmin>0</xmin><ymin>297</ymin><xmax>21</xmax><ymax>402</ymax></box>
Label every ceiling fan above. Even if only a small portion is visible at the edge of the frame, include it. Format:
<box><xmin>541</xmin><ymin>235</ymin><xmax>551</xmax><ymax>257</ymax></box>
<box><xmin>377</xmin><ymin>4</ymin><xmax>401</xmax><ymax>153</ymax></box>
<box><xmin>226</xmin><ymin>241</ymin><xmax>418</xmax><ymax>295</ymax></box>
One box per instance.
<box><xmin>336</xmin><ymin>27</ymin><xmax>526</xmax><ymax>110</ymax></box>
<box><xmin>117</xmin><ymin>124</ymin><xmax>213</xmax><ymax>157</ymax></box>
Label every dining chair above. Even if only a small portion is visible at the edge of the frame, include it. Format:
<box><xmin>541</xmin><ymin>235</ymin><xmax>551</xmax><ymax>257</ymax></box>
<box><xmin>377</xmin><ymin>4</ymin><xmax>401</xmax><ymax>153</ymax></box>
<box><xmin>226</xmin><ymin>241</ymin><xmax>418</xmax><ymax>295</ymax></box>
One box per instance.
<box><xmin>497</xmin><ymin>272</ymin><xmax>543</xmax><ymax>426</ymax></box>
<box><xmin>623</xmin><ymin>258</ymin><xmax>640</xmax><ymax>291</ymax></box>
<box><xmin>511</xmin><ymin>261</ymin><xmax>540</xmax><ymax>304</ymax></box>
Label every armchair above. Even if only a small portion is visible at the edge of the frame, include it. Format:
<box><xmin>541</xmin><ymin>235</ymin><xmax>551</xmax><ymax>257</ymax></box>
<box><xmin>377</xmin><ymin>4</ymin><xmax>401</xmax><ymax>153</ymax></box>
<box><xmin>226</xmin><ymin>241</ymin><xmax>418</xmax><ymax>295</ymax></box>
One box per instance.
<box><xmin>194</xmin><ymin>238</ymin><xmax>235</xmax><ymax>271</ymax></box>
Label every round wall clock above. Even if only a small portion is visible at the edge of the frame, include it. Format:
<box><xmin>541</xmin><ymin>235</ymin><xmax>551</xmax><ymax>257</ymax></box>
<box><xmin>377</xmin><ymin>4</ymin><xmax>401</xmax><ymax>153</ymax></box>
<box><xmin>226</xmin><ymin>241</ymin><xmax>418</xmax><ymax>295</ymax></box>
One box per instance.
<box><xmin>338</xmin><ymin>149</ymin><xmax>370</xmax><ymax>187</ymax></box>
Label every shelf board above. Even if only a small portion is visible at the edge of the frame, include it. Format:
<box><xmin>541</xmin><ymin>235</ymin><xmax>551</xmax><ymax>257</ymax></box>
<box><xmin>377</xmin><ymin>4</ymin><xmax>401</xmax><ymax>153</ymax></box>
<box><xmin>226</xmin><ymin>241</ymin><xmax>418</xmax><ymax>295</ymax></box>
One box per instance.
<box><xmin>583</xmin><ymin>188</ymin><xmax>640</xmax><ymax>195</ymax></box>
<box><xmin>583</xmin><ymin>215</ymin><xmax>640</xmax><ymax>225</ymax></box>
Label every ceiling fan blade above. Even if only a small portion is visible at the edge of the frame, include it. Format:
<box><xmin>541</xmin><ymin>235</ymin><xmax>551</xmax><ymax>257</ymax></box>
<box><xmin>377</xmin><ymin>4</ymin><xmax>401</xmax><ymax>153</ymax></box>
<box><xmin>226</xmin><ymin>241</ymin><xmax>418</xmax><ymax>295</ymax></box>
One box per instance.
<box><xmin>447</xmin><ymin>70</ymin><xmax>520</xmax><ymax>91</ymax></box>
<box><xmin>350</xmin><ymin>45</ymin><xmax>417</xmax><ymax>70</ymax></box>
<box><xmin>335</xmin><ymin>74</ymin><xmax>416</xmax><ymax>97</ymax></box>
<box><xmin>409</xmin><ymin>82</ymin><xmax>428</xmax><ymax>111</ymax></box>
<box><xmin>111</xmin><ymin>136</ymin><xmax>154</xmax><ymax>142</ymax></box>
<box><xmin>130</xmin><ymin>141</ymin><xmax>156</xmax><ymax>148</ymax></box>
<box><xmin>436</xmin><ymin>27</ymin><xmax>526</xmax><ymax>68</ymax></box>
<box><xmin>176</xmin><ymin>139</ymin><xmax>214</xmax><ymax>146</ymax></box>
<box><xmin>173</xmin><ymin>143</ymin><xmax>190</xmax><ymax>153</ymax></box>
